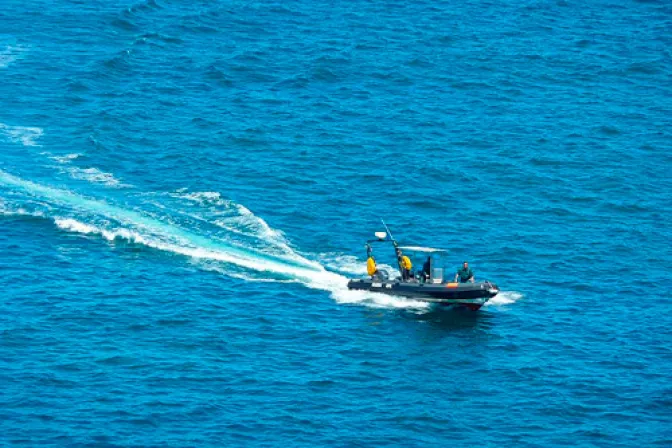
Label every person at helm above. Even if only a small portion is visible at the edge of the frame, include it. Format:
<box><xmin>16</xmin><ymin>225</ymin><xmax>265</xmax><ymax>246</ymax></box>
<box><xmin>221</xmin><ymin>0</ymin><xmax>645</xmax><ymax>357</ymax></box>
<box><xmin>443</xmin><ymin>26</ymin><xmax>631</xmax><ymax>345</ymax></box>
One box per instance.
<box><xmin>421</xmin><ymin>256</ymin><xmax>431</xmax><ymax>282</ymax></box>
<box><xmin>454</xmin><ymin>261</ymin><xmax>475</xmax><ymax>283</ymax></box>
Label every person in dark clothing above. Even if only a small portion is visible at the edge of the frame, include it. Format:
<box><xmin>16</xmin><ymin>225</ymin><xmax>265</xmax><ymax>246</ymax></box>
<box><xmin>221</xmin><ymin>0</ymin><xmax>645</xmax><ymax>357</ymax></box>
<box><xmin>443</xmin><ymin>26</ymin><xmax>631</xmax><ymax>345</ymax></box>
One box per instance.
<box><xmin>421</xmin><ymin>257</ymin><xmax>431</xmax><ymax>282</ymax></box>
<box><xmin>454</xmin><ymin>261</ymin><xmax>475</xmax><ymax>283</ymax></box>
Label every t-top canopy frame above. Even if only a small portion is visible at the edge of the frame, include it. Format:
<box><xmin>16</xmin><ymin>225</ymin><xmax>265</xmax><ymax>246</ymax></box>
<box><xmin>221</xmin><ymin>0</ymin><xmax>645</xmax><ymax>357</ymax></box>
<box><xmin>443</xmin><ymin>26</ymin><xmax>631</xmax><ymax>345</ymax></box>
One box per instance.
<box><xmin>397</xmin><ymin>246</ymin><xmax>448</xmax><ymax>253</ymax></box>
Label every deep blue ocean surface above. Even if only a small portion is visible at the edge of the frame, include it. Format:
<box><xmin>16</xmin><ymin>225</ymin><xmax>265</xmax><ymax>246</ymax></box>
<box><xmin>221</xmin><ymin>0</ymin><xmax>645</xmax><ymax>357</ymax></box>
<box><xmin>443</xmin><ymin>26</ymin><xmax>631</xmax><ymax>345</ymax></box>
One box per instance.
<box><xmin>1</xmin><ymin>0</ymin><xmax>671</xmax><ymax>446</ymax></box>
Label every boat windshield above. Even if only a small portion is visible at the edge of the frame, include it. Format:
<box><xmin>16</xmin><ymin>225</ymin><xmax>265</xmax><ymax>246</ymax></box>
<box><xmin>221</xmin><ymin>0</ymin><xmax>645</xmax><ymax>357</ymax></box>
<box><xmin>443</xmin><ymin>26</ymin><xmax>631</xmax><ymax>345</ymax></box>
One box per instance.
<box><xmin>400</xmin><ymin>248</ymin><xmax>448</xmax><ymax>284</ymax></box>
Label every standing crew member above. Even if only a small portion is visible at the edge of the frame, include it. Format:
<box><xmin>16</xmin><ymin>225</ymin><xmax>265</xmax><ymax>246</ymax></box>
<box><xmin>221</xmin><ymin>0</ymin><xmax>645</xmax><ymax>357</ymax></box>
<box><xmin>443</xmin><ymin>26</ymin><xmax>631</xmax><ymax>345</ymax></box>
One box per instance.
<box><xmin>454</xmin><ymin>261</ymin><xmax>475</xmax><ymax>283</ymax></box>
<box><xmin>367</xmin><ymin>256</ymin><xmax>378</xmax><ymax>278</ymax></box>
<box><xmin>397</xmin><ymin>249</ymin><xmax>412</xmax><ymax>281</ymax></box>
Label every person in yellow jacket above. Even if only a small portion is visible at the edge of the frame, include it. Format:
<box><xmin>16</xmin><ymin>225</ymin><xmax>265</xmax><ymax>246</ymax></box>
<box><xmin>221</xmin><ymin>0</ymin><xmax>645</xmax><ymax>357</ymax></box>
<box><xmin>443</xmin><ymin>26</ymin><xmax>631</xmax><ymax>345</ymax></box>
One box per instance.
<box><xmin>367</xmin><ymin>256</ymin><xmax>377</xmax><ymax>277</ymax></box>
<box><xmin>397</xmin><ymin>249</ymin><xmax>412</xmax><ymax>281</ymax></box>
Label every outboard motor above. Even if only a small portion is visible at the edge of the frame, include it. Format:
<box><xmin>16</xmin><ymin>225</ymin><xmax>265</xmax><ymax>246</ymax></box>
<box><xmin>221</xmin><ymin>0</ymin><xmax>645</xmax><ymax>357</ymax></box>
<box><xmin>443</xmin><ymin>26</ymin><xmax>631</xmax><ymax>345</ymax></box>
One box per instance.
<box><xmin>373</xmin><ymin>269</ymin><xmax>389</xmax><ymax>281</ymax></box>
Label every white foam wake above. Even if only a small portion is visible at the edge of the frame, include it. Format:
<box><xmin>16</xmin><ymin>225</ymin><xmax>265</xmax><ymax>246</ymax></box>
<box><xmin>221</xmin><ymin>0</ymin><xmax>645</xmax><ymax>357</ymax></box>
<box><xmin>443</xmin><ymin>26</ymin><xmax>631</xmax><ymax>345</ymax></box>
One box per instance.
<box><xmin>331</xmin><ymin>288</ymin><xmax>431</xmax><ymax>310</ymax></box>
<box><xmin>63</xmin><ymin>166</ymin><xmax>129</xmax><ymax>188</ymax></box>
<box><xmin>173</xmin><ymin>189</ymin><xmax>294</xmax><ymax>257</ymax></box>
<box><xmin>45</xmin><ymin>153</ymin><xmax>129</xmax><ymax>188</ymax></box>
<box><xmin>52</xmin><ymin>216</ymin><xmax>404</xmax><ymax>307</ymax></box>
<box><xmin>0</xmin><ymin>200</ymin><xmax>41</xmax><ymax>217</ymax></box>
<box><xmin>0</xmin><ymin>123</ymin><xmax>43</xmax><ymax>146</ymax></box>
<box><xmin>485</xmin><ymin>291</ymin><xmax>523</xmax><ymax>306</ymax></box>
<box><xmin>319</xmin><ymin>254</ymin><xmax>367</xmax><ymax>275</ymax></box>
<box><xmin>52</xmin><ymin>216</ymin><xmax>332</xmax><ymax>283</ymax></box>
<box><xmin>177</xmin><ymin>191</ymin><xmax>226</xmax><ymax>206</ymax></box>
<box><xmin>54</xmin><ymin>218</ymin><xmax>151</xmax><ymax>245</ymax></box>
<box><xmin>176</xmin><ymin>191</ymin><xmax>287</xmax><ymax>240</ymax></box>
<box><xmin>49</xmin><ymin>153</ymin><xmax>82</xmax><ymax>164</ymax></box>
<box><xmin>0</xmin><ymin>171</ymin><xmax>340</xmax><ymax>287</ymax></box>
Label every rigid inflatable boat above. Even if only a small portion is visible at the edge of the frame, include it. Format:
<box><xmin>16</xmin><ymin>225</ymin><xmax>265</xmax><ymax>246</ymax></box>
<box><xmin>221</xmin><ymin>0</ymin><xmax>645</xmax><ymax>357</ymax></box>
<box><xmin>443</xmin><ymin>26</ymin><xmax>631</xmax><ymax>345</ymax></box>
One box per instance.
<box><xmin>346</xmin><ymin>221</ymin><xmax>499</xmax><ymax>310</ymax></box>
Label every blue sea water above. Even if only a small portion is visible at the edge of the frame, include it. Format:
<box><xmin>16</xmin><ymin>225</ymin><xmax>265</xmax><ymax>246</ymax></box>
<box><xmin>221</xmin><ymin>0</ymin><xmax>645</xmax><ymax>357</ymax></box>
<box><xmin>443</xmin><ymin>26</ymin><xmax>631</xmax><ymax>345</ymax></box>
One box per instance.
<box><xmin>1</xmin><ymin>0</ymin><xmax>671</xmax><ymax>445</ymax></box>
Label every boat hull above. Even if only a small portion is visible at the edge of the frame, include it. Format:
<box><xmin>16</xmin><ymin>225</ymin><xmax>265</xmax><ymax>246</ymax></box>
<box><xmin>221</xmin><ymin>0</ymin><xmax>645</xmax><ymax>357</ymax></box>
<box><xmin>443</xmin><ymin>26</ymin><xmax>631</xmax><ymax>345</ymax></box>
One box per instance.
<box><xmin>346</xmin><ymin>279</ymin><xmax>499</xmax><ymax>310</ymax></box>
